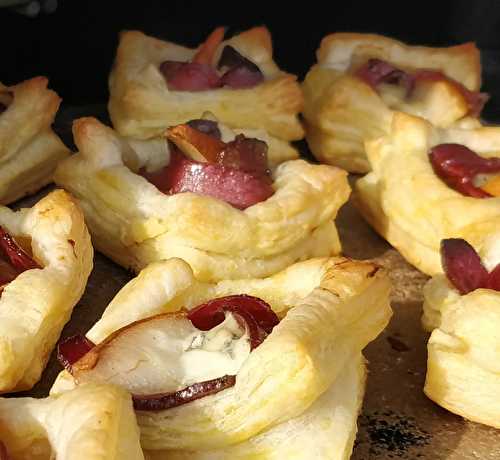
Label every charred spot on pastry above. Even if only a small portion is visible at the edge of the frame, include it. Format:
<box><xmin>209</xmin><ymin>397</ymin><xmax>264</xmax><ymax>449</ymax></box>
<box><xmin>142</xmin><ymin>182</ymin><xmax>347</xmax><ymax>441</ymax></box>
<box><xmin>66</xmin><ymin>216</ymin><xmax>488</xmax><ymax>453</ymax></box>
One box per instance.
<box><xmin>65</xmin><ymin>295</ymin><xmax>278</xmax><ymax>410</ymax></box>
<box><xmin>440</xmin><ymin>238</ymin><xmax>500</xmax><ymax>294</ymax></box>
<box><xmin>429</xmin><ymin>143</ymin><xmax>500</xmax><ymax>198</ymax></box>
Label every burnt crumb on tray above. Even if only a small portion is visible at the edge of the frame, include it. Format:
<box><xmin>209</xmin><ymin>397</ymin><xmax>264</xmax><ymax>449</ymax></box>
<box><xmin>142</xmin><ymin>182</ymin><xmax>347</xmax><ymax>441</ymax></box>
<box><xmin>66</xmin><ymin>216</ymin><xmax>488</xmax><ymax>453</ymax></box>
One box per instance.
<box><xmin>358</xmin><ymin>411</ymin><xmax>430</xmax><ymax>458</ymax></box>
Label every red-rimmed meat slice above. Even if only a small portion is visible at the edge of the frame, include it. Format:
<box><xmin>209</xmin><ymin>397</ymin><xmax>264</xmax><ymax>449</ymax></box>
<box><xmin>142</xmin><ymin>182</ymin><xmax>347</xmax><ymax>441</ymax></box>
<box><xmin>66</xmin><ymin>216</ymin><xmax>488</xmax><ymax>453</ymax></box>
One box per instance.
<box><xmin>441</xmin><ymin>239</ymin><xmax>489</xmax><ymax>294</ymax></box>
<box><xmin>57</xmin><ymin>334</ymin><xmax>96</xmax><ymax>373</ymax></box>
<box><xmin>160</xmin><ymin>61</ymin><xmax>221</xmax><ymax>92</ymax></box>
<box><xmin>218</xmin><ymin>45</ymin><xmax>264</xmax><ymax>89</ymax></box>
<box><xmin>429</xmin><ymin>144</ymin><xmax>500</xmax><ymax>198</ymax></box>
<box><xmin>216</xmin><ymin>135</ymin><xmax>270</xmax><ymax>176</ymax></box>
<box><xmin>487</xmin><ymin>264</ymin><xmax>500</xmax><ymax>291</ymax></box>
<box><xmin>157</xmin><ymin>149</ymin><xmax>274</xmax><ymax>209</ymax></box>
<box><xmin>62</xmin><ymin>296</ymin><xmax>277</xmax><ymax>411</ymax></box>
<box><xmin>355</xmin><ymin>59</ymin><xmax>415</xmax><ymax>95</ymax></box>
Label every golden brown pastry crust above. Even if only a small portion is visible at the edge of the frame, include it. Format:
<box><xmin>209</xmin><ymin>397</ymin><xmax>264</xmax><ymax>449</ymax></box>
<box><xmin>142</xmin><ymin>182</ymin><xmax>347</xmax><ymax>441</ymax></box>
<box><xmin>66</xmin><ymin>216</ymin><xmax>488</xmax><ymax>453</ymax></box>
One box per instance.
<box><xmin>0</xmin><ymin>189</ymin><xmax>93</xmax><ymax>393</ymax></box>
<box><xmin>354</xmin><ymin>112</ymin><xmax>500</xmax><ymax>275</ymax></box>
<box><xmin>0</xmin><ymin>384</ymin><xmax>144</xmax><ymax>460</ymax></box>
<box><xmin>422</xmin><ymin>269</ymin><xmax>500</xmax><ymax>428</ymax></box>
<box><xmin>0</xmin><ymin>77</ymin><xmax>70</xmax><ymax>204</ymax></box>
<box><xmin>51</xmin><ymin>257</ymin><xmax>392</xmax><ymax>451</ymax></box>
<box><xmin>303</xmin><ymin>33</ymin><xmax>482</xmax><ymax>172</ymax></box>
<box><xmin>146</xmin><ymin>354</ymin><xmax>366</xmax><ymax>460</ymax></box>
<box><xmin>108</xmin><ymin>27</ymin><xmax>304</xmax><ymax>142</ymax></box>
<box><xmin>54</xmin><ymin>117</ymin><xmax>349</xmax><ymax>282</ymax></box>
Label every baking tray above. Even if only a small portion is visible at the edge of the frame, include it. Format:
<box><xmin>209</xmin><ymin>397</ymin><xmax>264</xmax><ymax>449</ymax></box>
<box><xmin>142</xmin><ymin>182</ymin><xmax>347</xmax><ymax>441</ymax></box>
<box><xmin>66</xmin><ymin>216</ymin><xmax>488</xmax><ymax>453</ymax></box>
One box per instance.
<box><xmin>11</xmin><ymin>111</ymin><xmax>500</xmax><ymax>460</ymax></box>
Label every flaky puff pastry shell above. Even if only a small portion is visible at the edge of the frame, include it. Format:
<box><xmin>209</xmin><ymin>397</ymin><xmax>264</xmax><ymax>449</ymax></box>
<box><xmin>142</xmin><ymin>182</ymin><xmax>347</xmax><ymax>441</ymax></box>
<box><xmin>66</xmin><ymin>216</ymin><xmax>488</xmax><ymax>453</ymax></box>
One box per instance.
<box><xmin>0</xmin><ymin>383</ymin><xmax>144</xmax><ymax>460</ymax></box>
<box><xmin>108</xmin><ymin>27</ymin><xmax>304</xmax><ymax>142</ymax></box>
<box><xmin>354</xmin><ymin>112</ymin><xmax>500</xmax><ymax>275</ymax></box>
<box><xmin>54</xmin><ymin>117</ymin><xmax>349</xmax><ymax>282</ymax></box>
<box><xmin>0</xmin><ymin>189</ymin><xmax>93</xmax><ymax>393</ymax></box>
<box><xmin>147</xmin><ymin>354</ymin><xmax>366</xmax><ymax>460</ymax></box>
<box><xmin>422</xmin><ymin>247</ymin><xmax>500</xmax><ymax>428</ymax></box>
<box><xmin>0</xmin><ymin>77</ymin><xmax>70</xmax><ymax>204</ymax></box>
<box><xmin>51</xmin><ymin>257</ymin><xmax>392</xmax><ymax>452</ymax></box>
<box><xmin>303</xmin><ymin>33</ymin><xmax>482</xmax><ymax>172</ymax></box>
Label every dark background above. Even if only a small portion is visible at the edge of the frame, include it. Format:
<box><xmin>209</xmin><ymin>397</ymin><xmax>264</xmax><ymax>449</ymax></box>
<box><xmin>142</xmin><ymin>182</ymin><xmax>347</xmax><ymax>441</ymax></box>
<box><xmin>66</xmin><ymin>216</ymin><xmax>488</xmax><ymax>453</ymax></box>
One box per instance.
<box><xmin>1</xmin><ymin>0</ymin><xmax>500</xmax><ymax>119</ymax></box>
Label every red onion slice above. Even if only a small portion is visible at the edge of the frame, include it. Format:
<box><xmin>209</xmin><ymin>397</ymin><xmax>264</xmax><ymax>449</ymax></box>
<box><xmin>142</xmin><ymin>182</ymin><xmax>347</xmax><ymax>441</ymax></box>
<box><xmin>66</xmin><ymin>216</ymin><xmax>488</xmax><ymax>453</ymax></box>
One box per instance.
<box><xmin>188</xmin><ymin>294</ymin><xmax>279</xmax><ymax>335</ymax></box>
<box><xmin>160</xmin><ymin>61</ymin><xmax>221</xmax><ymax>92</ymax></box>
<box><xmin>0</xmin><ymin>441</ymin><xmax>10</xmax><ymax>460</ymax></box>
<box><xmin>441</xmin><ymin>239</ymin><xmax>489</xmax><ymax>294</ymax></box>
<box><xmin>132</xmin><ymin>375</ymin><xmax>236</xmax><ymax>411</ymax></box>
<box><xmin>429</xmin><ymin>144</ymin><xmax>500</xmax><ymax>198</ymax></box>
<box><xmin>0</xmin><ymin>226</ymin><xmax>40</xmax><ymax>271</ymax></box>
<box><xmin>355</xmin><ymin>59</ymin><xmax>488</xmax><ymax>116</ymax></box>
<box><xmin>487</xmin><ymin>264</ymin><xmax>500</xmax><ymax>291</ymax></box>
<box><xmin>57</xmin><ymin>334</ymin><xmax>96</xmax><ymax>372</ymax></box>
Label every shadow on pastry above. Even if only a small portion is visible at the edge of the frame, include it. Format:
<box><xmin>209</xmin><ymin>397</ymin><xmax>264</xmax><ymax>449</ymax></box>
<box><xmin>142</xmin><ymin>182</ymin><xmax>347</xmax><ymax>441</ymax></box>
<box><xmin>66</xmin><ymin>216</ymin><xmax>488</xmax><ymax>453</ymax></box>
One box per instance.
<box><xmin>54</xmin><ymin>115</ymin><xmax>349</xmax><ymax>282</ymax></box>
<box><xmin>303</xmin><ymin>33</ymin><xmax>485</xmax><ymax>173</ymax></box>
<box><xmin>50</xmin><ymin>256</ymin><xmax>392</xmax><ymax>456</ymax></box>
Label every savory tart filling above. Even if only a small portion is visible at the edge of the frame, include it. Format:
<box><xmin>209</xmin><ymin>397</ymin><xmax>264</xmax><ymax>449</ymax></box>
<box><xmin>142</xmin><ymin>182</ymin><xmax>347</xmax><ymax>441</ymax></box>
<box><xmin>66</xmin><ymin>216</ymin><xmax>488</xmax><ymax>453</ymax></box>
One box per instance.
<box><xmin>0</xmin><ymin>226</ymin><xmax>40</xmax><ymax>293</ymax></box>
<box><xmin>140</xmin><ymin>119</ymin><xmax>274</xmax><ymax>209</ymax></box>
<box><xmin>428</xmin><ymin>143</ymin><xmax>500</xmax><ymax>198</ymax></box>
<box><xmin>58</xmin><ymin>295</ymin><xmax>279</xmax><ymax>411</ymax></box>
<box><xmin>354</xmin><ymin>58</ymin><xmax>488</xmax><ymax>117</ymax></box>
<box><xmin>441</xmin><ymin>238</ymin><xmax>500</xmax><ymax>294</ymax></box>
<box><xmin>160</xmin><ymin>27</ymin><xmax>264</xmax><ymax>92</ymax></box>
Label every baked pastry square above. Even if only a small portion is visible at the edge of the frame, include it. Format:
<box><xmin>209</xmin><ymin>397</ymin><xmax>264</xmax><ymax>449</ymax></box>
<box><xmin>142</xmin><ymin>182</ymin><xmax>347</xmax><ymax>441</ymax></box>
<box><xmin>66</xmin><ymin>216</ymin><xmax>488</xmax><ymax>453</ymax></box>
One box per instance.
<box><xmin>0</xmin><ymin>77</ymin><xmax>70</xmax><ymax>204</ymax></box>
<box><xmin>54</xmin><ymin>117</ymin><xmax>349</xmax><ymax>282</ymax></box>
<box><xmin>355</xmin><ymin>111</ymin><xmax>500</xmax><ymax>275</ymax></box>
<box><xmin>108</xmin><ymin>27</ymin><xmax>304</xmax><ymax>143</ymax></box>
<box><xmin>0</xmin><ymin>383</ymin><xmax>144</xmax><ymax>459</ymax></box>
<box><xmin>303</xmin><ymin>33</ymin><xmax>483</xmax><ymax>172</ymax></box>
<box><xmin>422</xmin><ymin>237</ymin><xmax>500</xmax><ymax>428</ymax></box>
<box><xmin>0</xmin><ymin>189</ymin><xmax>93</xmax><ymax>393</ymax></box>
<box><xmin>51</xmin><ymin>256</ymin><xmax>392</xmax><ymax>453</ymax></box>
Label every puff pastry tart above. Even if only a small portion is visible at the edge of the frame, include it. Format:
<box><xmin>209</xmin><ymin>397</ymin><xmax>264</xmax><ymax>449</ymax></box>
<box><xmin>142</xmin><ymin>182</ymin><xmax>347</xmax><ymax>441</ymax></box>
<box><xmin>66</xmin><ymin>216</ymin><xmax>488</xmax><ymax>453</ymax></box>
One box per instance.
<box><xmin>108</xmin><ymin>26</ymin><xmax>304</xmax><ymax>146</ymax></box>
<box><xmin>303</xmin><ymin>33</ymin><xmax>485</xmax><ymax>172</ymax></box>
<box><xmin>0</xmin><ymin>189</ymin><xmax>93</xmax><ymax>393</ymax></box>
<box><xmin>355</xmin><ymin>111</ymin><xmax>500</xmax><ymax>275</ymax></box>
<box><xmin>422</xmin><ymin>237</ymin><xmax>500</xmax><ymax>428</ymax></box>
<box><xmin>54</xmin><ymin>116</ymin><xmax>349</xmax><ymax>282</ymax></box>
<box><xmin>0</xmin><ymin>383</ymin><xmax>144</xmax><ymax>459</ymax></box>
<box><xmin>51</xmin><ymin>256</ymin><xmax>392</xmax><ymax>455</ymax></box>
<box><xmin>0</xmin><ymin>77</ymin><xmax>70</xmax><ymax>204</ymax></box>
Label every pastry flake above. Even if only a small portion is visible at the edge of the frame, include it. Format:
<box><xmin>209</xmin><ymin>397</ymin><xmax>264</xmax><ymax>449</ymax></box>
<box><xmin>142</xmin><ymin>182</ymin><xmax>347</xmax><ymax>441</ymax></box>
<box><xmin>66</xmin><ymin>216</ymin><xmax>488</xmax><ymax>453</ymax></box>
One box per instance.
<box><xmin>303</xmin><ymin>33</ymin><xmax>483</xmax><ymax>172</ymax></box>
<box><xmin>146</xmin><ymin>354</ymin><xmax>366</xmax><ymax>460</ymax></box>
<box><xmin>422</xmin><ymin>237</ymin><xmax>500</xmax><ymax>428</ymax></box>
<box><xmin>108</xmin><ymin>27</ymin><xmax>304</xmax><ymax>143</ymax></box>
<box><xmin>0</xmin><ymin>77</ymin><xmax>70</xmax><ymax>204</ymax></box>
<box><xmin>54</xmin><ymin>117</ymin><xmax>349</xmax><ymax>281</ymax></box>
<box><xmin>0</xmin><ymin>189</ymin><xmax>93</xmax><ymax>393</ymax></box>
<box><xmin>0</xmin><ymin>383</ymin><xmax>144</xmax><ymax>460</ymax></box>
<box><xmin>51</xmin><ymin>256</ymin><xmax>392</xmax><ymax>452</ymax></box>
<box><xmin>354</xmin><ymin>112</ymin><xmax>500</xmax><ymax>275</ymax></box>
